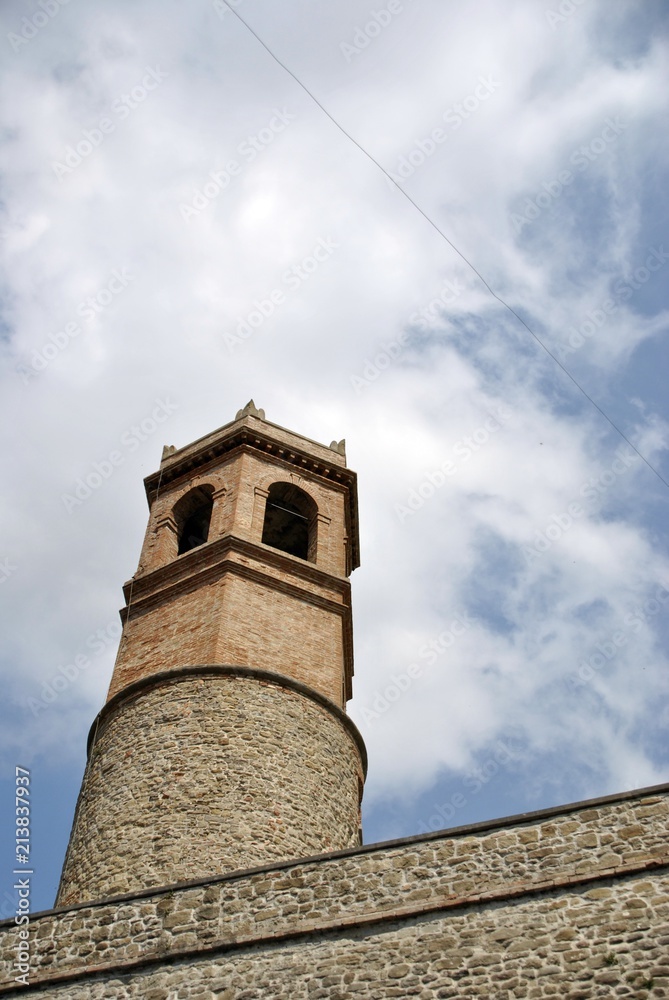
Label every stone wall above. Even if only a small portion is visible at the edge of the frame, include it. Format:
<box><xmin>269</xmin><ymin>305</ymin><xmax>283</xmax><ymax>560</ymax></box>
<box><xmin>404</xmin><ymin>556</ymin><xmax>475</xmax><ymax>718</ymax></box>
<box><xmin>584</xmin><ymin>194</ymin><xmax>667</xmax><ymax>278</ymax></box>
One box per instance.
<box><xmin>56</xmin><ymin>669</ymin><xmax>365</xmax><ymax>907</ymax></box>
<box><xmin>2</xmin><ymin>783</ymin><xmax>666</xmax><ymax>997</ymax></box>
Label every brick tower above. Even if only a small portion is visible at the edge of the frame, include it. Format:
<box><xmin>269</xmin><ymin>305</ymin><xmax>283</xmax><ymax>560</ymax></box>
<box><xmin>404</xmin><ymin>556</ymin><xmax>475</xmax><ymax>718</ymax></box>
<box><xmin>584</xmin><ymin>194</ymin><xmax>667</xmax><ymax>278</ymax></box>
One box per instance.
<box><xmin>56</xmin><ymin>401</ymin><xmax>366</xmax><ymax>906</ymax></box>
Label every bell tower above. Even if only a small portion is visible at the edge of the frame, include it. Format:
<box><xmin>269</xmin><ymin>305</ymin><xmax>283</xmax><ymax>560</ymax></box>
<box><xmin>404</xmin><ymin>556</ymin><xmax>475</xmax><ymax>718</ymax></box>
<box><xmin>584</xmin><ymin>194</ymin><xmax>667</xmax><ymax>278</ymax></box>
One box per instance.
<box><xmin>56</xmin><ymin>402</ymin><xmax>366</xmax><ymax>906</ymax></box>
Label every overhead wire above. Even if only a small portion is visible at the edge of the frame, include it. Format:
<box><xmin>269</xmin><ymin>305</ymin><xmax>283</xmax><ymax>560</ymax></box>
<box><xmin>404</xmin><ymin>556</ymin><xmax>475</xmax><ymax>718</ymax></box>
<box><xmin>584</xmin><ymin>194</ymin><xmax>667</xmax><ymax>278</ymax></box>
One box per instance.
<box><xmin>219</xmin><ymin>1</ymin><xmax>669</xmax><ymax>492</ymax></box>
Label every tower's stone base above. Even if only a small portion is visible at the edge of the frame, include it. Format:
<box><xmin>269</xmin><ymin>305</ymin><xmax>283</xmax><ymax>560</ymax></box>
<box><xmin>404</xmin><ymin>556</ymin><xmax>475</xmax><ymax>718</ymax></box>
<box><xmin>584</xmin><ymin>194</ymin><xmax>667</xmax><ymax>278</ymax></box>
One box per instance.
<box><xmin>56</xmin><ymin>666</ymin><xmax>366</xmax><ymax>907</ymax></box>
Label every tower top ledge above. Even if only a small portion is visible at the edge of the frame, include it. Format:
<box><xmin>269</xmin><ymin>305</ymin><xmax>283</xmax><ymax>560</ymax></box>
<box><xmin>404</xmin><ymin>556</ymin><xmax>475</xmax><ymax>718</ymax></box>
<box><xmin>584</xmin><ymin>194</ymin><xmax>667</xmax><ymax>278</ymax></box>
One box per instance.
<box><xmin>158</xmin><ymin>401</ymin><xmax>347</xmax><ymax>472</ymax></box>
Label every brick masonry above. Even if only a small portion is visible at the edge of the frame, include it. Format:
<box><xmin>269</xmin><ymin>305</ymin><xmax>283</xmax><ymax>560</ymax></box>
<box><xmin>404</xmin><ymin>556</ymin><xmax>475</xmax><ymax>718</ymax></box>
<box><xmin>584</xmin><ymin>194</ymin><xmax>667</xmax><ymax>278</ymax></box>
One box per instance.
<box><xmin>1</xmin><ymin>784</ymin><xmax>667</xmax><ymax>997</ymax></box>
<box><xmin>108</xmin><ymin>412</ymin><xmax>358</xmax><ymax>708</ymax></box>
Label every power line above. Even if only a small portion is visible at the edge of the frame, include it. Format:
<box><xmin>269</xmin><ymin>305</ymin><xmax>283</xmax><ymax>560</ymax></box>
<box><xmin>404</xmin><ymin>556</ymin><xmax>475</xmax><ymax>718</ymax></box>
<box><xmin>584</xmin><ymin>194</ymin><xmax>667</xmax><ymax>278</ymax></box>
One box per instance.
<box><xmin>220</xmin><ymin>1</ymin><xmax>669</xmax><ymax>491</ymax></box>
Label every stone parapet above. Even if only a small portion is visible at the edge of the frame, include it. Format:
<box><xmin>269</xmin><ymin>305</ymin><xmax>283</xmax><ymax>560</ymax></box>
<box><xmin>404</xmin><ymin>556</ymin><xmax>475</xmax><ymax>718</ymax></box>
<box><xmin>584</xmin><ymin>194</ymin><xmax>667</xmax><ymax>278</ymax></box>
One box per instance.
<box><xmin>2</xmin><ymin>783</ymin><xmax>667</xmax><ymax>996</ymax></box>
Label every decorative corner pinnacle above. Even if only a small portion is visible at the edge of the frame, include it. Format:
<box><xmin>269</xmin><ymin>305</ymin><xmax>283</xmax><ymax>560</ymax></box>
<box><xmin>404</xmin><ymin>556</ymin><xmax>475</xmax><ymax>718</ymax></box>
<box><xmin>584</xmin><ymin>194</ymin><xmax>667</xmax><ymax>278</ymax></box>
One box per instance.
<box><xmin>329</xmin><ymin>439</ymin><xmax>346</xmax><ymax>456</ymax></box>
<box><xmin>161</xmin><ymin>445</ymin><xmax>177</xmax><ymax>461</ymax></box>
<box><xmin>236</xmin><ymin>399</ymin><xmax>266</xmax><ymax>421</ymax></box>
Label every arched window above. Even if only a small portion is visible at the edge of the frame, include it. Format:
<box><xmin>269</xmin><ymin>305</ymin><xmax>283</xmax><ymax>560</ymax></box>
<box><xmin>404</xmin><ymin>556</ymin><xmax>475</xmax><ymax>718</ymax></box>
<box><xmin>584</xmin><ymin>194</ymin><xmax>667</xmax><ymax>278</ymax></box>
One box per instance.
<box><xmin>261</xmin><ymin>482</ymin><xmax>317</xmax><ymax>562</ymax></box>
<box><xmin>173</xmin><ymin>485</ymin><xmax>214</xmax><ymax>555</ymax></box>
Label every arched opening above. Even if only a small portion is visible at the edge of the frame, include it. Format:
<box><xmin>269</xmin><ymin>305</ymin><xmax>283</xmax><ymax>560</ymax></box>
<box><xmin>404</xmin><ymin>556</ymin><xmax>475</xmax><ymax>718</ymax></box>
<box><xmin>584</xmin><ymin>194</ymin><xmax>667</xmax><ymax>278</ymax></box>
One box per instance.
<box><xmin>174</xmin><ymin>485</ymin><xmax>215</xmax><ymax>555</ymax></box>
<box><xmin>261</xmin><ymin>482</ymin><xmax>318</xmax><ymax>562</ymax></box>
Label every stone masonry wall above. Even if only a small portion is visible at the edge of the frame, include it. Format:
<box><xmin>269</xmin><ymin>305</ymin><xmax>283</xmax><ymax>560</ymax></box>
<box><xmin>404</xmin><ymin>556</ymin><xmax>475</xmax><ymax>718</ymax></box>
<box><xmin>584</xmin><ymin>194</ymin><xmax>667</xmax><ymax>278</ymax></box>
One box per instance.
<box><xmin>56</xmin><ymin>670</ymin><xmax>365</xmax><ymax>907</ymax></box>
<box><xmin>4</xmin><ymin>872</ymin><xmax>668</xmax><ymax>998</ymax></box>
<box><xmin>2</xmin><ymin>784</ymin><xmax>666</xmax><ymax>997</ymax></box>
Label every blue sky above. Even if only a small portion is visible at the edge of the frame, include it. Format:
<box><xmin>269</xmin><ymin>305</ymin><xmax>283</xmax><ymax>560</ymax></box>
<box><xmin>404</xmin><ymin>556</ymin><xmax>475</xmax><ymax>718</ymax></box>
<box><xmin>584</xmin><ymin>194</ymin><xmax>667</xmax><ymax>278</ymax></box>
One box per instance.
<box><xmin>1</xmin><ymin>0</ymin><xmax>668</xmax><ymax>915</ymax></box>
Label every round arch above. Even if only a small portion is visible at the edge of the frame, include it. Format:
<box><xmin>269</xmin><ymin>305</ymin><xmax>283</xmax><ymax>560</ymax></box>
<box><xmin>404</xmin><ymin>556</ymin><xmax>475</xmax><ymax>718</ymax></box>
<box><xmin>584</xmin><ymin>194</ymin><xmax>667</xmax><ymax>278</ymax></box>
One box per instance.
<box><xmin>261</xmin><ymin>482</ymin><xmax>318</xmax><ymax>562</ymax></box>
<box><xmin>173</xmin><ymin>484</ymin><xmax>215</xmax><ymax>554</ymax></box>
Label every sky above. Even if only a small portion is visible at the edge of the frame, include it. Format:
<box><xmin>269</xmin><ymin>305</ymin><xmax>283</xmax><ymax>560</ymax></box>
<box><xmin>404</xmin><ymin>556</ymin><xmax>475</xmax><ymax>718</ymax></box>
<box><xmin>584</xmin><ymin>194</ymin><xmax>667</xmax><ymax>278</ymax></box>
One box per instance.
<box><xmin>1</xmin><ymin>0</ymin><xmax>668</xmax><ymax>916</ymax></box>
